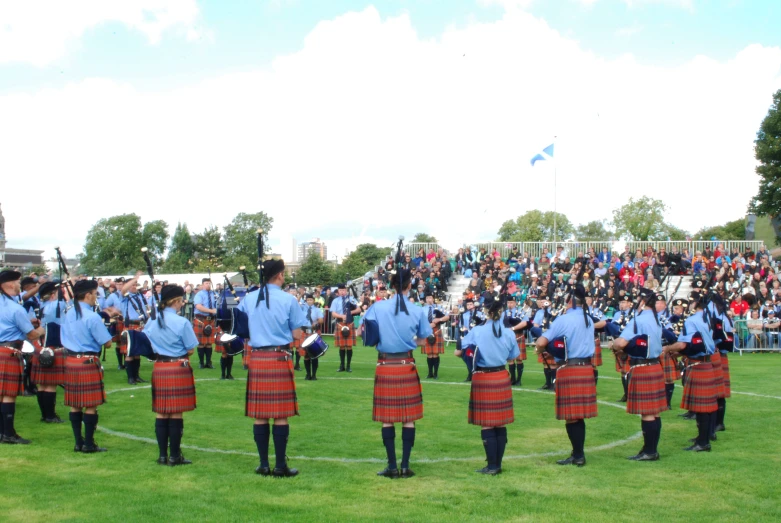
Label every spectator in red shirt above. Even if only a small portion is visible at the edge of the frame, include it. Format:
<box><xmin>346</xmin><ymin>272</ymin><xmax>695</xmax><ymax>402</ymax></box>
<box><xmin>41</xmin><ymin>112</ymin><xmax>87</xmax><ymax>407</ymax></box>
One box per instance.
<box><xmin>730</xmin><ymin>295</ymin><xmax>749</xmax><ymax>318</ymax></box>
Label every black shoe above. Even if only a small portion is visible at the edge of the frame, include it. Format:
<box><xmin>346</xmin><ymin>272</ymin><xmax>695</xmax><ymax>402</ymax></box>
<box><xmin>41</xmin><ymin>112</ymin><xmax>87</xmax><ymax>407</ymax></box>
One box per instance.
<box><xmin>679</xmin><ymin>411</ymin><xmax>695</xmax><ymax>420</ymax></box>
<box><xmin>1</xmin><ymin>434</ymin><xmax>32</xmax><ymax>445</ymax></box>
<box><xmin>294</xmin><ymin>365</ymin><xmax>301</xmax><ymax>371</ymax></box>
<box><xmin>634</xmin><ymin>452</ymin><xmax>660</xmax><ymax>461</ymax></box>
<box><xmin>128</xmin><ymin>378</ymin><xmax>137</xmax><ymax>385</ymax></box>
<box><xmin>199</xmin><ymin>363</ymin><xmax>205</xmax><ymax>369</ymax></box>
<box><xmin>205</xmin><ymin>363</ymin><xmax>214</xmax><ymax>369</ymax></box>
<box><xmin>337</xmin><ymin>366</ymin><xmax>345</xmax><ymax>372</ymax></box>
<box><xmin>400</xmin><ymin>468</ymin><xmax>415</xmax><ymax>478</ymax></box>
<box><xmin>710</xmin><ymin>433</ymin><xmax>717</xmax><ymax>441</ymax></box>
<box><xmin>255</xmin><ymin>465</ymin><xmax>272</xmax><ymax>476</ymax></box>
<box><xmin>538</xmin><ymin>384</ymin><xmax>550</xmax><ymax>390</ymax></box>
<box><xmin>311</xmin><ymin>377</ymin><xmax>317</xmax><ymax>381</ymax></box>
<box><xmin>44</xmin><ymin>416</ymin><xmax>64</xmax><ymax>424</ymax></box>
<box><xmin>135</xmin><ymin>376</ymin><xmax>147</xmax><ymax>383</ymax></box>
<box><xmin>157</xmin><ymin>457</ymin><xmax>168</xmax><ymax>466</ymax></box>
<box><xmin>82</xmin><ymin>443</ymin><xmax>107</xmax><ymax>453</ymax></box>
<box><xmin>305</xmin><ymin>376</ymin><xmax>312</xmax><ymax>381</ymax></box>
<box><xmin>556</xmin><ymin>455</ymin><xmax>586</xmax><ymax>466</ymax></box>
<box><xmin>426</xmin><ymin>374</ymin><xmax>434</xmax><ymax>379</ymax></box>
<box><xmin>683</xmin><ymin>443</ymin><xmax>711</xmax><ymax>452</ymax></box>
<box><xmin>168</xmin><ymin>455</ymin><xmax>192</xmax><ymax>466</ymax></box>
<box><xmin>272</xmin><ymin>466</ymin><xmax>299</xmax><ymax>477</ymax></box>
<box><xmin>22</xmin><ymin>390</ymin><xmax>35</xmax><ymax>397</ymax></box>
<box><xmin>220</xmin><ymin>376</ymin><xmax>226</xmax><ymax>380</ymax></box>
<box><xmin>619</xmin><ymin>394</ymin><xmax>627</xmax><ymax>403</ymax></box>
<box><xmin>627</xmin><ymin>451</ymin><xmax>646</xmax><ymax>461</ymax></box>
<box><xmin>117</xmin><ymin>365</ymin><xmax>124</xmax><ymax>371</ymax></box>
<box><xmin>227</xmin><ymin>375</ymin><xmax>234</xmax><ymax>380</ymax></box>
<box><xmin>714</xmin><ymin>424</ymin><xmax>726</xmax><ymax>432</ymax></box>
<box><xmin>346</xmin><ymin>367</ymin><xmax>352</xmax><ymax>373</ymax></box>
<box><xmin>475</xmin><ymin>466</ymin><xmax>500</xmax><ymax>475</ymax></box>
<box><xmin>74</xmin><ymin>445</ymin><xmax>83</xmax><ymax>452</ymax></box>
<box><xmin>376</xmin><ymin>467</ymin><xmax>400</xmax><ymax>479</ymax></box>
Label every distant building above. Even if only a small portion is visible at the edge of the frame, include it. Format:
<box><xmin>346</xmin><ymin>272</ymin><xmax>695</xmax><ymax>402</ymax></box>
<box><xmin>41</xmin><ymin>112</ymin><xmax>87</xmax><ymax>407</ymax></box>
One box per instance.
<box><xmin>291</xmin><ymin>238</ymin><xmax>298</xmax><ymax>263</ymax></box>
<box><xmin>0</xmin><ymin>203</ymin><xmax>44</xmax><ymax>270</ymax></box>
<box><xmin>297</xmin><ymin>238</ymin><xmax>328</xmax><ymax>262</ymax></box>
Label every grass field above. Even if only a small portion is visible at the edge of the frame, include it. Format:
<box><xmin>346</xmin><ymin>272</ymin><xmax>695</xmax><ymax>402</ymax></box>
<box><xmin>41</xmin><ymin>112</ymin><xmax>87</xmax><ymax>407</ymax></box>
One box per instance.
<box><xmin>2</xmin><ymin>342</ymin><xmax>780</xmax><ymax>523</ymax></box>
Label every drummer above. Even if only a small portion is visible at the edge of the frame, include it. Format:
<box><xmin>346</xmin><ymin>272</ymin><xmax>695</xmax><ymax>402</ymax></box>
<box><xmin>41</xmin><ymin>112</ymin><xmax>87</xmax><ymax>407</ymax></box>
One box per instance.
<box><xmin>32</xmin><ymin>281</ymin><xmax>68</xmax><ymax>424</ymax></box>
<box><xmin>299</xmin><ymin>294</ymin><xmax>324</xmax><ymax>381</ymax></box>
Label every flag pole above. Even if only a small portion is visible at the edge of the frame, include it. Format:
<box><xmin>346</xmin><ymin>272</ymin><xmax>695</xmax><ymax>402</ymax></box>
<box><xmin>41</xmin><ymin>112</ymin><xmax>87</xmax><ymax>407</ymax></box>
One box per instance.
<box><xmin>553</xmin><ymin>135</ymin><xmax>557</xmax><ymax>245</ymax></box>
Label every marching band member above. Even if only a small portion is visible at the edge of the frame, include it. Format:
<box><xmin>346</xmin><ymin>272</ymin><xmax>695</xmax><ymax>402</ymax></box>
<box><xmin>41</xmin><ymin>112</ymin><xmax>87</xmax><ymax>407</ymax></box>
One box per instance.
<box><xmin>143</xmin><ymin>285</ymin><xmax>198</xmax><ymax>466</ymax></box>
<box><xmin>586</xmin><ymin>295</ymin><xmax>605</xmax><ymax>385</ymax></box>
<box><xmin>104</xmin><ymin>278</ymin><xmax>126</xmax><ymax>371</ymax></box>
<box><xmin>460</xmin><ymin>294</ymin><xmax>519</xmax><ymax>474</ymax></box>
<box><xmin>362</xmin><ymin>264</ymin><xmax>431</xmax><ymax>479</ymax></box>
<box><xmin>503</xmin><ymin>295</ymin><xmax>529</xmax><ymax>386</ymax></box>
<box><xmin>300</xmin><ymin>293</ymin><xmax>324</xmax><ymax>381</ymax></box>
<box><xmin>660</xmin><ymin>298</ymin><xmax>685</xmax><ymax>409</ymax></box>
<box><xmin>238</xmin><ymin>259</ymin><xmax>308</xmax><ymax>477</ymax></box>
<box><xmin>329</xmin><ymin>284</ymin><xmax>361</xmax><ymax>373</ymax></box>
<box><xmin>193</xmin><ymin>278</ymin><xmax>218</xmax><ymax>370</ymax></box>
<box><xmin>61</xmin><ymin>280</ymin><xmax>120</xmax><ymax>453</ymax></box>
<box><xmin>422</xmin><ymin>293</ymin><xmax>448</xmax><ymax>379</ymax></box>
<box><xmin>535</xmin><ymin>285</ymin><xmax>597</xmax><ymax>467</ymax></box>
<box><xmin>457</xmin><ymin>298</ymin><xmax>480</xmax><ymax>382</ymax></box>
<box><xmin>120</xmin><ymin>273</ymin><xmax>150</xmax><ymax>385</ymax></box>
<box><xmin>530</xmin><ymin>296</ymin><xmax>557</xmax><ymax>390</ymax></box>
<box><xmin>0</xmin><ymin>270</ymin><xmax>44</xmax><ymax>444</ymax></box>
<box><xmin>707</xmin><ymin>295</ymin><xmax>733</xmax><ymax>434</ymax></box>
<box><xmin>607</xmin><ymin>296</ymin><xmax>633</xmax><ymax>402</ymax></box>
<box><xmin>32</xmin><ymin>282</ymin><xmax>68</xmax><ymax>423</ymax></box>
<box><xmin>611</xmin><ymin>289</ymin><xmax>667</xmax><ymax>461</ymax></box>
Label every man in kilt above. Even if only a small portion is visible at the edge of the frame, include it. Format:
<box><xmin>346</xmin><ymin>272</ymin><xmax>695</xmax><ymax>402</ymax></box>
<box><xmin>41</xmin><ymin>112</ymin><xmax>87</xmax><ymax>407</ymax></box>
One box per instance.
<box><xmin>299</xmin><ymin>294</ymin><xmax>324</xmax><ymax>381</ymax></box>
<box><xmin>0</xmin><ymin>270</ymin><xmax>45</xmax><ymax>444</ymax></box>
<box><xmin>535</xmin><ymin>284</ymin><xmax>597</xmax><ymax>467</ymax></box>
<box><xmin>238</xmin><ymin>259</ymin><xmax>308</xmax><ymax>477</ymax></box>
<box><xmin>664</xmin><ymin>291</ymin><xmax>718</xmax><ymax>452</ymax></box>
<box><xmin>659</xmin><ymin>297</ymin><xmax>684</xmax><ymax>409</ymax></box>
<box><xmin>193</xmin><ymin>278</ymin><xmax>218</xmax><ymax>370</ymax></box>
<box><xmin>143</xmin><ymin>284</ymin><xmax>198</xmax><ymax>466</ymax></box>
<box><xmin>120</xmin><ymin>273</ymin><xmax>151</xmax><ymax>385</ymax></box>
<box><xmin>504</xmin><ymin>295</ymin><xmax>529</xmax><ymax>386</ymax></box>
<box><xmin>421</xmin><ymin>293</ymin><xmax>448</xmax><ymax>379</ymax></box>
<box><xmin>586</xmin><ymin>295</ymin><xmax>606</xmax><ymax>385</ymax></box>
<box><xmin>607</xmin><ymin>296</ymin><xmax>633</xmax><ymax>402</ymax></box>
<box><xmin>104</xmin><ymin>278</ymin><xmax>127</xmax><ymax>370</ymax></box>
<box><xmin>32</xmin><ymin>281</ymin><xmax>68</xmax><ymax>423</ymax></box>
<box><xmin>530</xmin><ymin>296</ymin><xmax>557</xmax><ymax>390</ymax></box>
<box><xmin>61</xmin><ymin>280</ymin><xmax>120</xmax><ymax>453</ymax></box>
<box><xmin>612</xmin><ymin>289</ymin><xmax>667</xmax><ymax>461</ymax></box>
<box><xmin>707</xmin><ymin>295</ymin><xmax>733</xmax><ymax>434</ymax></box>
<box><xmin>362</xmin><ymin>265</ymin><xmax>431</xmax><ymax>479</ymax></box>
<box><xmin>330</xmin><ymin>284</ymin><xmax>361</xmax><ymax>372</ymax></box>
<box><xmin>460</xmin><ymin>294</ymin><xmax>519</xmax><ymax>474</ymax></box>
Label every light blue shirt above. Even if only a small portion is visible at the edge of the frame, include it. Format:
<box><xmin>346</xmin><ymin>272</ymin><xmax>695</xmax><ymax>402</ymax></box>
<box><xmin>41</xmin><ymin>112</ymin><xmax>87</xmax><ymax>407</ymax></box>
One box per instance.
<box><xmin>707</xmin><ymin>302</ymin><xmax>734</xmax><ymax>333</ymax></box>
<box><xmin>362</xmin><ymin>294</ymin><xmax>432</xmax><ymax>354</ymax></box>
<box><xmin>123</xmin><ymin>293</ymin><xmax>148</xmax><ymax>321</ymax></box>
<box><xmin>463</xmin><ymin>320</ymin><xmax>519</xmax><ymax>367</ymax></box>
<box><xmin>238</xmin><ymin>284</ymin><xmax>308</xmax><ymax>347</ymax></box>
<box><xmin>0</xmin><ymin>294</ymin><xmax>35</xmax><ymax>342</ymax></box>
<box><xmin>194</xmin><ymin>289</ymin><xmax>216</xmax><ymax>316</ymax></box>
<box><xmin>540</xmin><ymin>307</ymin><xmax>595</xmax><ymax>360</ymax></box>
<box><xmin>41</xmin><ymin>300</ymin><xmax>69</xmax><ymax>326</ymax></box>
<box><xmin>330</xmin><ymin>295</ymin><xmax>357</xmax><ymax>317</ymax></box>
<box><xmin>105</xmin><ymin>290</ymin><xmax>123</xmax><ymax>309</ymax></box>
<box><xmin>618</xmin><ymin>309</ymin><xmax>663</xmax><ymax>359</ymax></box>
<box><xmin>143</xmin><ymin>308</ymin><xmax>198</xmax><ymax>357</ymax></box>
<box><xmin>532</xmin><ymin>309</ymin><xmax>546</xmax><ymax>326</ymax></box>
<box><xmin>97</xmin><ymin>286</ymin><xmax>106</xmax><ymax>309</ymax></box>
<box><xmin>676</xmin><ymin>310</ymin><xmax>716</xmax><ymax>357</ymax></box>
<box><xmin>61</xmin><ymin>302</ymin><xmax>112</xmax><ymax>353</ymax></box>
<box><xmin>301</xmin><ymin>304</ymin><xmax>323</xmax><ymax>327</ymax></box>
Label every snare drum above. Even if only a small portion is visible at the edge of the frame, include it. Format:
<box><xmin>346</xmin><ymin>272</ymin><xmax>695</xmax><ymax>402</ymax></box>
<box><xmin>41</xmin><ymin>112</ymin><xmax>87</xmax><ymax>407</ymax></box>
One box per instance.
<box><xmin>301</xmin><ymin>333</ymin><xmax>329</xmax><ymax>359</ymax></box>
<box><xmin>219</xmin><ymin>333</ymin><xmax>245</xmax><ymax>356</ymax></box>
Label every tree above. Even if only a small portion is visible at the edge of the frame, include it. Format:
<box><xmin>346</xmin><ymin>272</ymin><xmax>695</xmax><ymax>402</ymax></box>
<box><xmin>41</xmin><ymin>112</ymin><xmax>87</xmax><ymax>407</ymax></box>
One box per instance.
<box><xmin>663</xmin><ymin>224</ymin><xmax>689</xmax><ymax>241</ymax></box>
<box><xmin>80</xmin><ymin>214</ymin><xmax>147</xmax><ymax>274</ymax></box>
<box><xmin>611</xmin><ymin>197</ymin><xmax>668</xmax><ymax>241</ymax></box>
<box><xmin>411</xmin><ymin>233</ymin><xmax>438</xmax><ymax>243</ymax></box>
<box><xmin>497</xmin><ymin>210</ymin><xmax>573</xmax><ymax>242</ymax></box>
<box><xmin>223</xmin><ymin>212</ymin><xmax>274</xmax><ymax>269</ymax></box>
<box><xmin>750</xmin><ymin>89</ymin><xmax>781</xmax><ymax>244</ymax></box>
<box><xmin>297</xmin><ymin>253</ymin><xmax>333</xmax><ymax>286</ymax></box>
<box><xmin>141</xmin><ymin>219</ymin><xmax>169</xmax><ymax>268</ymax></box>
<box><xmin>695</xmin><ymin>219</ymin><xmax>746</xmax><ymax>241</ymax></box>
<box><xmin>574</xmin><ymin>220</ymin><xmax>613</xmax><ymax>241</ymax></box>
<box><xmin>333</xmin><ymin>243</ymin><xmax>388</xmax><ymax>283</ymax></box>
<box><xmin>193</xmin><ymin>226</ymin><xmax>226</xmax><ymax>272</ymax></box>
<box><xmin>163</xmin><ymin>222</ymin><xmax>195</xmax><ymax>273</ymax></box>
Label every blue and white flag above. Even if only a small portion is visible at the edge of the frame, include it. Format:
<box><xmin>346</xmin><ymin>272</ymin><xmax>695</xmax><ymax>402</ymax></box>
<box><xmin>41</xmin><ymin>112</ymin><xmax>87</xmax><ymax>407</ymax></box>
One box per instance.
<box><xmin>530</xmin><ymin>143</ymin><xmax>554</xmax><ymax>166</ymax></box>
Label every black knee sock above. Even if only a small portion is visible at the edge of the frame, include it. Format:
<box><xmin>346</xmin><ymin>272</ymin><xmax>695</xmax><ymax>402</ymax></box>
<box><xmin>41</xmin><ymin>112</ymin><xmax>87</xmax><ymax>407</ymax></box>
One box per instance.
<box><xmin>220</xmin><ymin>357</ymin><xmax>227</xmax><ymax>378</ymax></box>
<box><xmin>517</xmin><ymin>362</ymin><xmax>524</xmax><ymax>383</ymax></box>
<box><xmin>135</xmin><ymin>359</ymin><xmax>143</xmax><ymax>380</ymax></box>
<box><xmin>709</xmin><ymin>411</ymin><xmax>718</xmax><ymax>437</ymax></box>
<box><xmin>1</xmin><ymin>403</ymin><xmax>16</xmax><ymax>437</ymax></box>
<box><xmin>272</xmin><ymin>424</ymin><xmax>290</xmax><ymax>470</ymax></box>
<box><xmin>227</xmin><ymin>355</ymin><xmax>234</xmax><ymax>376</ymax></box>
<box><xmin>47</xmin><ymin>391</ymin><xmax>59</xmax><ymax>419</ymax></box>
<box><xmin>339</xmin><ymin>350</ymin><xmax>346</xmax><ymax>369</ymax></box>
<box><xmin>654</xmin><ymin>417</ymin><xmax>662</xmax><ymax>454</ymax></box>
<box><xmin>253</xmin><ymin>424</ymin><xmax>270</xmax><ymax>468</ymax></box>
<box><xmin>83</xmin><ymin>413</ymin><xmax>98</xmax><ymax>446</ymax></box>
<box><xmin>382</xmin><ymin>426</ymin><xmax>397</xmax><ymax>469</ymax></box>
<box><xmin>565</xmin><ymin>420</ymin><xmax>586</xmax><ymax>458</ymax></box>
<box><xmin>593</xmin><ymin>368</ymin><xmax>599</xmax><ymax>386</ymax></box>
<box><xmin>205</xmin><ymin>348</ymin><xmax>213</xmax><ymax>365</ymax></box>
<box><xmin>311</xmin><ymin>358</ymin><xmax>319</xmax><ymax>378</ymax></box>
<box><xmin>665</xmin><ymin>383</ymin><xmax>674</xmax><ymax>408</ymax></box>
<box><xmin>155</xmin><ymin>419</ymin><xmax>169</xmax><ymax>458</ymax></box>
<box><xmin>494</xmin><ymin>426</ymin><xmax>508</xmax><ymax>468</ymax></box>
<box><xmin>695</xmin><ymin>413</ymin><xmax>710</xmax><ymax>446</ymax></box>
<box><xmin>427</xmin><ymin>358</ymin><xmax>434</xmax><ymax>376</ymax></box>
<box><xmin>717</xmin><ymin>399</ymin><xmax>726</xmax><ymax>426</ymax></box>
<box><xmin>433</xmin><ymin>356</ymin><xmax>440</xmax><ymax>376</ymax></box>
<box><xmin>621</xmin><ymin>375</ymin><xmax>628</xmax><ymax>396</ymax></box>
<box><xmin>295</xmin><ymin>353</ymin><xmax>301</xmax><ymax>367</ymax></box>
<box><xmin>304</xmin><ymin>359</ymin><xmax>312</xmax><ymax>378</ymax></box>
<box><xmin>197</xmin><ymin>348</ymin><xmax>205</xmax><ymax>366</ymax></box>
<box><xmin>481</xmin><ymin>428</ymin><xmax>499</xmax><ymax>469</ymax></box>
<box><xmin>169</xmin><ymin>418</ymin><xmax>183</xmax><ymax>458</ymax></box>
<box><xmin>115</xmin><ymin>348</ymin><xmax>123</xmax><ymax>367</ymax></box>
<box><xmin>346</xmin><ymin>350</ymin><xmax>353</xmax><ymax>368</ymax></box>
<box><xmin>126</xmin><ymin>360</ymin><xmax>135</xmax><ymax>381</ymax></box>
<box><xmin>544</xmin><ymin>368</ymin><xmax>551</xmax><ymax>387</ymax></box>
<box><xmin>36</xmin><ymin>392</ymin><xmax>47</xmax><ymax>418</ymax></box>
<box><xmin>509</xmin><ymin>363</ymin><xmax>516</xmax><ymax>383</ymax></box>
<box><xmin>401</xmin><ymin>427</ymin><xmax>415</xmax><ymax>469</ymax></box>
<box><xmin>69</xmin><ymin>411</ymin><xmax>84</xmax><ymax>447</ymax></box>
<box><xmin>641</xmin><ymin>419</ymin><xmax>654</xmax><ymax>454</ymax></box>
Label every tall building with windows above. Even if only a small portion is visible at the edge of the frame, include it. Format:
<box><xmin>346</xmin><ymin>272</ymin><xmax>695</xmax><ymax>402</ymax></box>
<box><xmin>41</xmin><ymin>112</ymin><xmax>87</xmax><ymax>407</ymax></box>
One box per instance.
<box><xmin>297</xmin><ymin>238</ymin><xmax>327</xmax><ymax>262</ymax></box>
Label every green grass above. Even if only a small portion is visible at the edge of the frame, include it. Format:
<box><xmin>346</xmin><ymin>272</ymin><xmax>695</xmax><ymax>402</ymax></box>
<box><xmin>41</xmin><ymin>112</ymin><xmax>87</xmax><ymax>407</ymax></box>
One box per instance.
<box><xmin>2</xmin><ymin>343</ymin><xmax>781</xmax><ymax>522</ymax></box>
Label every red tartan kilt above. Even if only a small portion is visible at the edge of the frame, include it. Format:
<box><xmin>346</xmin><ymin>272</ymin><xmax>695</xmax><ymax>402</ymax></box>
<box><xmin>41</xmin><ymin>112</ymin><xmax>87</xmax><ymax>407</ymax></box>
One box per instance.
<box><xmin>421</xmin><ymin>329</ymin><xmax>445</xmax><ymax>355</ymax></box>
<box><xmin>720</xmin><ymin>353</ymin><xmax>731</xmax><ymax>398</ymax></box>
<box><xmin>31</xmin><ymin>348</ymin><xmax>66</xmax><ymax>386</ymax></box>
<box><xmin>710</xmin><ymin>352</ymin><xmax>726</xmax><ymax>399</ymax></box>
<box><xmin>681</xmin><ymin>362</ymin><xmax>718</xmax><ymax>413</ymax></box>
<box><xmin>627</xmin><ymin>363</ymin><xmax>668</xmax><ymax>415</ymax></box>
<box><xmin>469</xmin><ymin>370</ymin><xmax>514</xmax><ymax>426</ymax></box>
<box><xmin>615</xmin><ymin>353</ymin><xmax>630</xmax><ymax>373</ymax></box>
<box><xmin>0</xmin><ymin>347</ymin><xmax>24</xmax><ymax>397</ymax></box>
<box><xmin>193</xmin><ymin>317</ymin><xmax>215</xmax><ymax>347</ymax></box>
<box><xmin>515</xmin><ymin>336</ymin><xmax>527</xmax><ymax>361</ymax></box>
<box><xmin>213</xmin><ymin>326</ymin><xmax>225</xmax><ymax>353</ymax></box>
<box><xmin>118</xmin><ymin>322</ymin><xmax>143</xmax><ymax>355</ymax></box>
<box><xmin>64</xmin><ymin>355</ymin><xmax>105</xmax><ymax>408</ymax></box>
<box><xmin>373</xmin><ymin>361</ymin><xmax>423</xmax><ymax>423</ymax></box>
<box><xmin>335</xmin><ymin>323</ymin><xmax>356</xmax><ymax>349</ymax></box>
<box><xmin>113</xmin><ymin>318</ymin><xmax>125</xmax><ymax>343</ymax></box>
<box><xmin>245</xmin><ymin>350</ymin><xmax>298</xmax><ymax>419</ymax></box>
<box><xmin>555</xmin><ymin>364</ymin><xmax>598</xmax><ymax>421</ymax></box>
<box><xmin>152</xmin><ymin>361</ymin><xmax>196</xmax><ymax>414</ymax></box>
<box><xmin>592</xmin><ymin>340</ymin><xmax>603</xmax><ymax>367</ymax></box>
<box><xmin>661</xmin><ymin>352</ymin><xmax>680</xmax><ymax>383</ymax></box>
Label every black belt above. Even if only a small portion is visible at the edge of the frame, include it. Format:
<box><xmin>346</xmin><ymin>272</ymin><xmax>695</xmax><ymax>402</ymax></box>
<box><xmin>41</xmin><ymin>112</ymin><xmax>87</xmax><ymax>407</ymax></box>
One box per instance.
<box><xmin>689</xmin><ymin>356</ymin><xmax>711</xmax><ymax>363</ymax></box>
<box><xmin>66</xmin><ymin>350</ymin><xmax>101</xmax><ymax>357</ymax></box>
<box><xmin>197</xmin><ymin>315</ymin><xmax>216</xmax><ymax>321</ymax></box>
<box><xmin>127</xmin><ymin>319</ymin><xmax>145</xmax><ymax>325</ymax></box>
<box><xmin>630</xmin><ymin>357</ymin><xmax>660</xmax><ymax>366</ymax></box>
<box><xmin>0</xmin><ymin>341</ymin><xmax>23</xmax><ymax>350</ymax></box>
<box><xmin>565</xmin><ymin>357</ymin><xmax>592</xmax><ymax>365</ymax></box>
<box><xmin>250</xmin><ymin>345</ymin><xmax>291</xmax><ymax>352</ymax></box>
<box><xmin>475</xmin><ymin>365</ymin><xmax>505</xmax><ymax>373</ymax></box>
<box><xmin>156</xmin><ymin>356</ymin><xmax>189</xmax><ymax>363</ymax></box>
<box><xmin>378</xmin><ymin>351</ymin><xmax>413</xmax><ymax>361</ymax></box>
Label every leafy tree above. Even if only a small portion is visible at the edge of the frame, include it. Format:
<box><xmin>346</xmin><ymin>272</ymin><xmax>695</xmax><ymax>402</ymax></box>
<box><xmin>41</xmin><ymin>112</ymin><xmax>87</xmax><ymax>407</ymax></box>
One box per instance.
<box><xmin>297</xmin><ymin>253</ymin><xmax>333</xmax><ymax>286</ymax></box>
<box><xmin>612</xmin><ymin>197</ymin><xmax>668</xmax><ymax>241</ymax></box>
<box><xmin>223</xmin><ymin>212</ymin><xmax>274</xmax><ymax>269</ymax></box>
<box><xmin>663</xmin><ymin>224</ymin><xmax>689</xmax><ymax>241</ymax></box>
<box><xmin>497</xmin><ymin>210</ymin><xmax>573</xmax><ymax>242</ymax></box>
<box><xmin>574</xmin><ymin>220</ymin><xmax>613</xmax><ymax>241</ymax></box>
<box><xmin>695</xmin><ymin>219</ymin><xmax>746</xmax><ymax>241</ymax></box>
<box><xmin>193</xmin><ymin>226</ymin><xmax>226</xmax><ymax>272</ymax></box>
<box><xmin>750</xmin><ymin>89</ymin><xmax>781</xmax><ymax>244</ymax></box>
<box><xmin>25</xmin><ymin>264</ymin><xmax>50</xmax><ymax>276</ymax></box>
<box><xmin>141</xmin><ymin>219</ymin><xmax>169</xmax><ymax>268</ymax></box>
<box><xmin>80</xmin><ymin>214</ymin><xmax>147</xmax><ymax>274</ymax></box>
<box><xmin>163</xmin><ymin>222</ymin><xmax>195</xmax><ymax>273</ymax></box>
<box><xmin>333</xmin><ymin>243</ymin><xmax>388</xmax><ymax>283</ymax></box>
<box><xmin>411</xmin><ymin>233</ymin><xmax>438</xmax><ymax>243</ymax></box>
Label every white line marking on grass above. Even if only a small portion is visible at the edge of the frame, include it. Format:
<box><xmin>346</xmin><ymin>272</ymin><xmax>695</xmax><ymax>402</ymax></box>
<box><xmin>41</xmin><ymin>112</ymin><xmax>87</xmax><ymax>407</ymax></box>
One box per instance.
<box><xmin>731</xmin><ymin>391</ymin><xmax>781</xmax><ymax>400</ymax></box>
<box><xmin>99</xmin><ymin>378</ymin><xmax>640</xmax><ymax>463</ymax></box>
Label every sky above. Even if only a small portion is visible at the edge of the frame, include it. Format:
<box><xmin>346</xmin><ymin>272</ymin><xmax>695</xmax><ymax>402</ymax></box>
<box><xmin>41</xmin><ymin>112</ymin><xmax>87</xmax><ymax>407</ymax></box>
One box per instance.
<box><xmin>1</xmin><ymin>0</ymin><xmax>780</xmax><ymax>263</ymax></box>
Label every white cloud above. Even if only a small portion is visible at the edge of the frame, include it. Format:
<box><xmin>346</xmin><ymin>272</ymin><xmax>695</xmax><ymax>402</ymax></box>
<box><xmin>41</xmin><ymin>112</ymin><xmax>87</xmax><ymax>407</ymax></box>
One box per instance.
<box><xmin>615</xmin><ymin>24</ymin><xmax>643</xmax><ymax>36</ymax></box>
<box><xmin>0</xmin><ymin>0</ymin><xmax>209</xmax><ymax>67</ymax></box>
<box><xmin>1</xmin><ymin>6</ymin><xmax>780</xmax><ymax>261</ymax></box>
